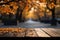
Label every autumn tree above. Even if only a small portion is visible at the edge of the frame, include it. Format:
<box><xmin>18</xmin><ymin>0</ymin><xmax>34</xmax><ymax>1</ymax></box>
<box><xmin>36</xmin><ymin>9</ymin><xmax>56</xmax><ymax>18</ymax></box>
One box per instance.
<box><xmin>47</xmin><ymin>0</ymin><xmax>57</xmax><ymax>26</ymax></box>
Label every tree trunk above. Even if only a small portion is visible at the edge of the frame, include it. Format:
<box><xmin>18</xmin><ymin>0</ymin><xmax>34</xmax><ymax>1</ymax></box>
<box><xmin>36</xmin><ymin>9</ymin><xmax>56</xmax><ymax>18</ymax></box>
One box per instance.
<box><xmin>19</xmin><ymin>10</ymin><xmax>23</xmax><ymax>22</ymax></box>
<box><xmin>51</xmin><ymin>7</ymin><xmax>57</xmax><ymax>26</ymax></box>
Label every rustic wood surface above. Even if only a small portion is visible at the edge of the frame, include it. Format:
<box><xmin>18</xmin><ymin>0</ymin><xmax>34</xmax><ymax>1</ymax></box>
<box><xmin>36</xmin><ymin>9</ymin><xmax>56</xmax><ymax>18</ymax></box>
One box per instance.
<box><xmin>0</xmin><ymin>28</ymin><xmax>60</xmax><ymax>37</ymax></box>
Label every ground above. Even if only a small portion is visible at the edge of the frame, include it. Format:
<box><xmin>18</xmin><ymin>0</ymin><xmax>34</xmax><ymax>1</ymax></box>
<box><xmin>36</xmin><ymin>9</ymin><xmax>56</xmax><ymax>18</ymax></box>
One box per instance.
<box><xmin>0</xmin><ymin>21</ymin><xmax>60</xmax><ymax>28</ymax></box>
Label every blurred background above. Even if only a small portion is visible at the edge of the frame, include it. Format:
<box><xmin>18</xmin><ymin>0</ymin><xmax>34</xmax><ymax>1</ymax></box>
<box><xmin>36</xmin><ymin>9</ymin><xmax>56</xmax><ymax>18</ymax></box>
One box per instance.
<box><xmin>0</xmin><ymin>0</ymin><xmax>60</xmax><ymax>25</ymax></box>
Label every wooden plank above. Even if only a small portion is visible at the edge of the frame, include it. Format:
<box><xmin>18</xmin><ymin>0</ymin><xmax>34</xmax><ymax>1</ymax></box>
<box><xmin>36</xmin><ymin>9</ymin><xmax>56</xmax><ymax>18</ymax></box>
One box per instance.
<box><xmin>25</xmin><ymin>28</ymin><xmax>38</xmax><ymax>37</ymax></box>
<box><xmin>34</xmin><ymin>28</ymin><xmax>50</xmax><ymax>37</ymax></box>
<box><xmin>41</xmin><ymin>28</ymin><xmax>60</xmax><ymax>37</ymax></box>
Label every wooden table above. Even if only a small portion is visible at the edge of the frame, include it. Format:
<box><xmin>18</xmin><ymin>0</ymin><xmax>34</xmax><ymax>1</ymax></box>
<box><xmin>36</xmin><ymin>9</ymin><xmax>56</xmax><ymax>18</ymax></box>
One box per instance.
<box><xmin>0</xmin><ymin>28</ymin><xmax>60</xmax><ymax>37</ymax></box>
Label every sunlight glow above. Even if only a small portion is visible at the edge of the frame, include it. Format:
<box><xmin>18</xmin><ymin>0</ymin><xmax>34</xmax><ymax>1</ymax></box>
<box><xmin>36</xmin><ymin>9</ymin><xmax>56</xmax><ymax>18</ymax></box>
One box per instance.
<box><xmin>36</xmin><ymin>1</ymin><xmax>40</xmax><ymax>3</ymax></box>
<box><xmin>29</xmin><ymin>7</ymin><xmax>34</xmax><ymax>13</ymax></box>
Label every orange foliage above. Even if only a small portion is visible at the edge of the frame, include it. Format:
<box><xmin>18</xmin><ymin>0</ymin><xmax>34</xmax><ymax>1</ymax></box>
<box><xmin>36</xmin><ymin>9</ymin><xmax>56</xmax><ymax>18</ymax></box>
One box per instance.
<box><xmin>0</xmin><ymin>2</ymin><xmax>18</xmax><ymax>14</ymax></box>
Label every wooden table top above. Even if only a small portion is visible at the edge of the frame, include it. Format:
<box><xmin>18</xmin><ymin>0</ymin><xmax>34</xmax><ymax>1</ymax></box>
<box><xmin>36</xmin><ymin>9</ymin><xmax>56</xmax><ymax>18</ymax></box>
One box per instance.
<box><xmin>0</xmin><ymin>28</ymin><xmax>60</xmax><ymax>37</ymax></box>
